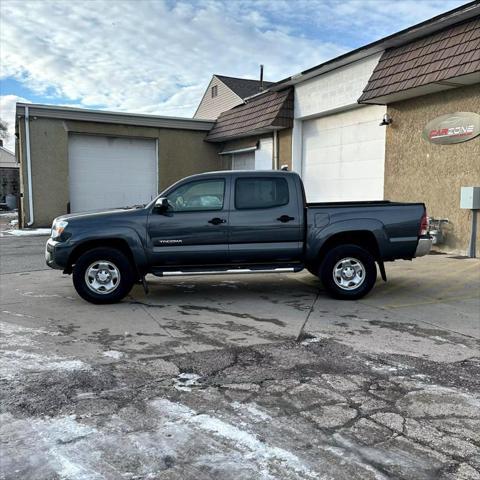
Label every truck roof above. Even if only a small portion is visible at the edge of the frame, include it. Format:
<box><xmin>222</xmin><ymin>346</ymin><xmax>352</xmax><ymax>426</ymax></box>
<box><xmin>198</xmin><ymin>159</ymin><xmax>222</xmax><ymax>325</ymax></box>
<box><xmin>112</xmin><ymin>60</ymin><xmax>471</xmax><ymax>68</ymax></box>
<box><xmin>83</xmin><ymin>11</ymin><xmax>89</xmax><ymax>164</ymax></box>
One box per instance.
<box><xmin>184</xmin><ymin>170</ymin><xmax>299</xmax><ymax>179</ymax></box>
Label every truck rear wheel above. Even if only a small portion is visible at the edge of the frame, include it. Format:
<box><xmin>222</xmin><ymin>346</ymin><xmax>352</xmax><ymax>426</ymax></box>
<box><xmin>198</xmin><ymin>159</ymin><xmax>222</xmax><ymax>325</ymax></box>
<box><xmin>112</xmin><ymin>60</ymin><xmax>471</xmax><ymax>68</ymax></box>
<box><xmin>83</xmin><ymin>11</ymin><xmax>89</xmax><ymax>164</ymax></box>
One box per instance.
<box><xmin>320</xmin><ymin>244</ymin><xmax>376</xmax><ymax>300</ymax></box>
<box><xmin>72</xmin><ymin>247</ymin><xmax>135</xmax><ymax>304</ymax></box>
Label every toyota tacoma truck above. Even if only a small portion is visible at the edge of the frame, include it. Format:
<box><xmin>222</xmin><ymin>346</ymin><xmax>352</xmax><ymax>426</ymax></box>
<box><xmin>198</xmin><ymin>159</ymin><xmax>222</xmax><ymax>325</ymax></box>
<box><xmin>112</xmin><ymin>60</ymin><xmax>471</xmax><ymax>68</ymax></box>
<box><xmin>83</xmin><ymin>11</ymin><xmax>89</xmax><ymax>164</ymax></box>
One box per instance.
<box><xmin>46</xmin><ymin>170</ymin><xmax>431</xmax><ymax>304</ymax></box>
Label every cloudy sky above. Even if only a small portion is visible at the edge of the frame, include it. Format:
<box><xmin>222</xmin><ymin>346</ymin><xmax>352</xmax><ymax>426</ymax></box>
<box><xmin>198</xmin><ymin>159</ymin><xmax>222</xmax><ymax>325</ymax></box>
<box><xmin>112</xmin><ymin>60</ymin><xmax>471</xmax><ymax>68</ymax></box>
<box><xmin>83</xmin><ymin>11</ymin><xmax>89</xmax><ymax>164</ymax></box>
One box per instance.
<box><xmin>0</xmin><ymin>0</ymin><xmax>467</xmax><ymax>150</ymax></box>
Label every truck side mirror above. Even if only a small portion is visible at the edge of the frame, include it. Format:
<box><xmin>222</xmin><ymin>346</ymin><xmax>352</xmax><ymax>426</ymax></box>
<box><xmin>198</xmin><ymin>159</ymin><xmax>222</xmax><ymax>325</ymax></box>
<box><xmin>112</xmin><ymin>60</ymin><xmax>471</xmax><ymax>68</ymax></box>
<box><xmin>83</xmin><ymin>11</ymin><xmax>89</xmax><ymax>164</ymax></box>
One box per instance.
<box><xmin>154</xmin><ymin>197</ymin><xmax>170</xmax><ymax>212</ymax></box>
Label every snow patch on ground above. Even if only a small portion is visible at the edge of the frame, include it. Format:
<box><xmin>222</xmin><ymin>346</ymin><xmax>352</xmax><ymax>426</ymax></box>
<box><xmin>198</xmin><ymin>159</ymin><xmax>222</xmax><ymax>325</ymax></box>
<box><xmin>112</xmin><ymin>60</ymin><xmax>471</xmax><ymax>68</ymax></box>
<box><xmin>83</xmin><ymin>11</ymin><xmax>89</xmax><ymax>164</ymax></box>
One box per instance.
<box><xmin>1</xmin><ymin>310</ymin><xmax>36</xmax><ymax>319</ymax></box>
<box><xmin>0</xmin><ymin>321</ymin><xmax>89</xmax><ymax>379</ymax></box>
<box><xmin>231</xmin><ymin>401</ymin><xmax>272</xmax><ymax>421</ymax></box>
<box><xmin>1</xmin><ymin>350</ymin><xmax>89</xmax><ymax>379</ymax></box>
<box><xmin>102</xmin><ymin>350</ymin><xmax>124</xmax><ymax>360</ymax></box>
<box><xmin>173</xmin><ymin>372</ymin><xmax>201</xmax><ymax>391</ymax></box>
<box><xmin>0</xmin><ymin>211</ymin><xmax>18</xmax><ymax>219</ymax></box>
<box><xmin>1</xmin><ymin>320</ymin><xmax>63</xmax><ymax>338</ymax></box>
<box><xmin>366</xmin><ymin>360</ymin><xmax>412</xmax><ymax>373</ymax></box>
<box><xmin>300</xmin><ymin>336</ymin><xmax>323</xmax><ymax>345</ymax></box>
<box><xmin>1</xmin><ymin>228</ymin><xmax>51</xmax><ymax>236</ymax></box>
<box><xmin>17</xmin><ymin>290</ymin><xmax>75</xmax><ymax>300</ymax></box>
<box><xmin>152</xmin><ymin>398</ymin><xmax>319</xmax><ymax>479</ymax></box>
<box><xmin>30</xmin><ymin>415</ymin><xmax>99</xmax><ymax>480</ymax></box>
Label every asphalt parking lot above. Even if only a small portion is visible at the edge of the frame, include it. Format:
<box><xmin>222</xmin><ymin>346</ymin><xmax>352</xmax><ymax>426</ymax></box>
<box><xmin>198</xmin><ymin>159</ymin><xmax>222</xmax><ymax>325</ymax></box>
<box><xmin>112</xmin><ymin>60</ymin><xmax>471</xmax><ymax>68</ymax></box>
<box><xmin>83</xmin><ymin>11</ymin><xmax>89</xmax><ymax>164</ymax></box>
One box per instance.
<box><xmin>1</xmin><ymin>235</ymin><xmax>479</xmax><ymax>480</ymax></box>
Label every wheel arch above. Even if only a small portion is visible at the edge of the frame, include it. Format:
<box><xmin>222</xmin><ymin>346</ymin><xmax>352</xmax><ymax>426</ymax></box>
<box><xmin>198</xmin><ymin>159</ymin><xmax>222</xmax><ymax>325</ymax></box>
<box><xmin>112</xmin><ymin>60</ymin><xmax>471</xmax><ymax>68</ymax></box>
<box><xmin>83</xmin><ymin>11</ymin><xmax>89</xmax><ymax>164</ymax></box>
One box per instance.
<box><xmin>319</xmin><ymin>230</ymin><xmax>380</xmax><ymax>258</ymax></box>
<box><xmin>307</xmin><ymin>229</ymin><xmax>382</xmax><ymax>273</ymax></box>
<box><xmin>65</xmin><ymin>238</ymin><xmax>138</xmax><ymax>275</ymax></box>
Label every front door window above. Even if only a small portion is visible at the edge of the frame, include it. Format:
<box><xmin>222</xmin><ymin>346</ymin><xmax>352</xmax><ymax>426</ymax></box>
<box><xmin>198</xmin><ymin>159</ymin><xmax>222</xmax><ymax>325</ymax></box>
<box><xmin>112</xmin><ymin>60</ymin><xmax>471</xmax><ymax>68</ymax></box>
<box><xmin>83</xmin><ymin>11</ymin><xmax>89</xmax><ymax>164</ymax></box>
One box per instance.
<box><xmin>166</xmin><ymin>179</ymin><xmax>225</xmax><ymax>212</ymax></box>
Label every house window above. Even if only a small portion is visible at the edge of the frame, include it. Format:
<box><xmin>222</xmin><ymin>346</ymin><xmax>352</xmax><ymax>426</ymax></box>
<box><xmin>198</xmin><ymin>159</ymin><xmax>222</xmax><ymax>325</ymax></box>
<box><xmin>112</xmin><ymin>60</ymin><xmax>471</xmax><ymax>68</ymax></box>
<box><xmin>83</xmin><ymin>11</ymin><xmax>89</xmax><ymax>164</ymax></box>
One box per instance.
<box><xmin>211</xmin><ymin>85</ymin><xmax>218</xmax><ymax>98</ymax></box>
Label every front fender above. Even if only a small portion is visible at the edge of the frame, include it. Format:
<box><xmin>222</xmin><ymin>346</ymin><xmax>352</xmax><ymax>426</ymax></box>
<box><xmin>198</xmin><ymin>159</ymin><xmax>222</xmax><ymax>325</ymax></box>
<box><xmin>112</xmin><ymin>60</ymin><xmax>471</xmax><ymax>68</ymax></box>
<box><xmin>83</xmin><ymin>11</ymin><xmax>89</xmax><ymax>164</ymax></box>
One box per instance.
<box><xmin>67</xmin><ymin>226</ymin><xmax>148</xmax><ymax>273</ymax></box>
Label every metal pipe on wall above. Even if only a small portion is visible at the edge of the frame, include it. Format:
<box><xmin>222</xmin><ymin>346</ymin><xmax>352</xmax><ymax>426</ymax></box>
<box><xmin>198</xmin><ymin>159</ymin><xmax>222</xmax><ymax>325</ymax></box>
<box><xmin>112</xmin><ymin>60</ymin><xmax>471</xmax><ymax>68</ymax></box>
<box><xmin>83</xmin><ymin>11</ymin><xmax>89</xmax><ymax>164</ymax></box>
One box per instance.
<box><xmin>273</xmin><ymin>129</ymin><xmax>279</xmax><ymax>170</ymax></box>
<box><xmin>467</xmin><ymin>210</ymin><xmax>478</xmax><ymax>258</ymax></box>
<box><xmin>25</xmin><ymin>106</ymin><xmax>34</xmax><ymax>226</ymax></box>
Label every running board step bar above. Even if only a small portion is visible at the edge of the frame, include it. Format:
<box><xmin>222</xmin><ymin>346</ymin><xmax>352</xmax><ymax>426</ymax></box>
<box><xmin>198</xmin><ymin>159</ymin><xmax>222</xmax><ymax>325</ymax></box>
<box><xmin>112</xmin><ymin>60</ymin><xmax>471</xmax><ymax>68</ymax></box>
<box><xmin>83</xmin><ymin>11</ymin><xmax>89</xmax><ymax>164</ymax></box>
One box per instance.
<box><xmin>153</xmin><ymin>266</ymin><xmax>303</xmax><ymax>277</ymax></box>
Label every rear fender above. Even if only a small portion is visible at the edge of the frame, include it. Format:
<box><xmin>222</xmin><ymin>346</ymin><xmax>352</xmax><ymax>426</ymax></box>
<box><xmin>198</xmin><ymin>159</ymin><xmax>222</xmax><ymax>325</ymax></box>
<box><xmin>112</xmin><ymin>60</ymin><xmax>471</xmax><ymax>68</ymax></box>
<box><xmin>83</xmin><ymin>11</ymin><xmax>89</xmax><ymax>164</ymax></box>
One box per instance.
<box><xmin>306</xmin><ymin>218</ymin><xmax>388</xmax><ymax>265</ymax></box>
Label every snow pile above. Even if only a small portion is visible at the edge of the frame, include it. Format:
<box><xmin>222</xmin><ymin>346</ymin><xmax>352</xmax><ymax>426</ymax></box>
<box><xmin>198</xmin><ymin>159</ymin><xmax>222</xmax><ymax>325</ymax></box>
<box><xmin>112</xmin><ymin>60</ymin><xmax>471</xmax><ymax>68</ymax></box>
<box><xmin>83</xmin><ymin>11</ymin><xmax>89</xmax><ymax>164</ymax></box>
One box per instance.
<box><xmin>1</xmin><ymin>228</ymin><xmax>51</xmax><ymax>236</ymax></box>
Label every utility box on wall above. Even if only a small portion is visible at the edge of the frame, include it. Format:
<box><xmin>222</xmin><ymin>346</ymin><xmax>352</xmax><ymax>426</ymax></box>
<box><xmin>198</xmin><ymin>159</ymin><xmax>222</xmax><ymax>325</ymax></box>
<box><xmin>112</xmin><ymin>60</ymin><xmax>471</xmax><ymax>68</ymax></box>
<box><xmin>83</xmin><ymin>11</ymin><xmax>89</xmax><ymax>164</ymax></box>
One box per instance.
<box><xmin>460</xmin><ymin>187</ymin><xmax>480</xmax><ymax>210</ymax></box>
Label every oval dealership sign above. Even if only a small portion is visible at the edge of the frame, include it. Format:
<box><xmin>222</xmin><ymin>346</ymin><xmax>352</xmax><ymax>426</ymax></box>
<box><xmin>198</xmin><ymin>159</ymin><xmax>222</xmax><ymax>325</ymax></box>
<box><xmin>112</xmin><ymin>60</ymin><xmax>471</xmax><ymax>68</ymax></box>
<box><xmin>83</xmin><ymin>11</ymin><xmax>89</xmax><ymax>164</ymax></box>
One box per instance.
<box><xmin>423</xmin><ymin>112</ymin><xmax>480</xmax><ymax>145</ymax></box>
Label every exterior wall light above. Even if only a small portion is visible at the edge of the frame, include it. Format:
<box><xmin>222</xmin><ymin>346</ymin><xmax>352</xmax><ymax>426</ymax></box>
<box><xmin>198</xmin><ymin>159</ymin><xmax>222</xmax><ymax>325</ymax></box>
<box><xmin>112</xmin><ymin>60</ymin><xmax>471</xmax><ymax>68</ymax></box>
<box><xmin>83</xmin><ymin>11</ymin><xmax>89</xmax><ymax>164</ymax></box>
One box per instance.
<box><xmin>379</xmin><ymin>113</ymin><xmax>393</xmax><ymax>126</ymax></box>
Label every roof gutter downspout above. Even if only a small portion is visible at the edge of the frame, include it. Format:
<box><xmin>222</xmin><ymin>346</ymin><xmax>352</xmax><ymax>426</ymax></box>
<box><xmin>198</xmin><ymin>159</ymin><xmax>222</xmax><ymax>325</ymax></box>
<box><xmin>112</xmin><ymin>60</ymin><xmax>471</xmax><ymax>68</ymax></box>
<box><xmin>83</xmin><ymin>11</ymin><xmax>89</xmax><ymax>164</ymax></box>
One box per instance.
<box><xmin>25</xmin><ymin>106</ymin><xmax>34</xmax><ymax>226</ymax></box>
<box><xmin>273</xmin><ymin>129</ymin><xmax>279</xmax><ymax>170</ymax></box>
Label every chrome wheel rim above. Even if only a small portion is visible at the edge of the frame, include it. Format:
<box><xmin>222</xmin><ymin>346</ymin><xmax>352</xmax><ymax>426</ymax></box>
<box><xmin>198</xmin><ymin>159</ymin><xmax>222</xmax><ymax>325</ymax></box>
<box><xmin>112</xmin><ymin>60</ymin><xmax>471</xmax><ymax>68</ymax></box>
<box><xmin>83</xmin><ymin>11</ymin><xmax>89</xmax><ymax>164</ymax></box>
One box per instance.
<box><xmin>333</xmin><ymin>257</ymin><xmax>365</xmax><ymax>291</ymax></box>
<box><xmin>85</xmin><ymin>260</ymin><xmax>121</xmax><ymax>295</ymax></box>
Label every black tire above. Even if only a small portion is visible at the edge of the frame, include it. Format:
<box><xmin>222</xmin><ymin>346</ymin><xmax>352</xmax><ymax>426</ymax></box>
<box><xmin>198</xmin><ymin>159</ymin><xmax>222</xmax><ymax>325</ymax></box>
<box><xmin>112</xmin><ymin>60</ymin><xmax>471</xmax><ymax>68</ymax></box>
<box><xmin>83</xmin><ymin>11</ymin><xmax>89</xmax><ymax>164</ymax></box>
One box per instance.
<box><xmin>72</xmin><ymin>247</ymin><xmax>135</xmax><ymax>304</ymax></box>
<box><xmin>319</xmin><ymin>244</ymin><xmax>377</xmax><ymax>300</ymax></box>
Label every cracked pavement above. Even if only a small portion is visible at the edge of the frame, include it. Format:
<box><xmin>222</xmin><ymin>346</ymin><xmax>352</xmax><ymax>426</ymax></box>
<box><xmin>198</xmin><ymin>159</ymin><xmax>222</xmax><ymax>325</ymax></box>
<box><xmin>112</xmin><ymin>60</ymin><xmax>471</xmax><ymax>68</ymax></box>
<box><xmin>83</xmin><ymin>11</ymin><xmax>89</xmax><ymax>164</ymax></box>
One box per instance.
<box><xmin>1</xmin><ymin>235</ymin><xmax>479</xmax><ymax>479</ymax></box>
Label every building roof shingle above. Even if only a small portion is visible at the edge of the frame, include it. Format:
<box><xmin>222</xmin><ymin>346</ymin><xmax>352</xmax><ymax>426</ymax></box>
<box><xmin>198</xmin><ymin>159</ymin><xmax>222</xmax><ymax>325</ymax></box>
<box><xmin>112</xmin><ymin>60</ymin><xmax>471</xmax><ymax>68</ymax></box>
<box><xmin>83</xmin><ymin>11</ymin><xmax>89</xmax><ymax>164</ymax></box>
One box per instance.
<box><xmin>215</xmin><ymin>75</ymin><xmax>274</xmax><ymax>100</ymax></box>
<box><xmin>358</xmin><ymin>17</ymin><xmax>480</xmax><ymax>103</ymax></box>
<box><xmin>206</xmin><ymin>88</ymin><xmax>293</xmax><ymax>142</ymax></box>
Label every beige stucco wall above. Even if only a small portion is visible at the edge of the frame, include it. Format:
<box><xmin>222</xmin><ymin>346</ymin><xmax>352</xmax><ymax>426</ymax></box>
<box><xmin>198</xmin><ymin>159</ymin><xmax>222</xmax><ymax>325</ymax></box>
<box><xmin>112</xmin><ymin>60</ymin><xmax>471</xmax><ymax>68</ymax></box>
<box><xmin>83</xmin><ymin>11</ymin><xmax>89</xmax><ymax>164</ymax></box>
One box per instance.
<box><xmin>18</xmin><ymin>117</ymin><xmax>221</xmax><ymax>227</ymax></box>
<box><xmin>385</xmin><ymin>84</ymin><xmax>480</xmax><ymax>256</ymax></box>
<box><xmin>278</xmin><ymin>129</ymin><xmax>292</xmax><ymax>170</ymax></box>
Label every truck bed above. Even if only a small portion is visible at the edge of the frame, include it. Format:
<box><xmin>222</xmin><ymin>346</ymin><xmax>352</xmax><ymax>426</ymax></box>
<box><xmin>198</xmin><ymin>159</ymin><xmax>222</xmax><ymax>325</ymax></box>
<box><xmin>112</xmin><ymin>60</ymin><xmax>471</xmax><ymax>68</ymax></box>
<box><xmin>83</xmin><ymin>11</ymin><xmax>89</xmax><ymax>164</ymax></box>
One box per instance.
<box><xmin>307</xmin><ymin>200</ymin><xmax>423</xmax><ymax>208</ymax></box>
<box><xmin>305</xmin><ymin>199</ymin><xmax>426</xmax><ymax>262</ymax></box>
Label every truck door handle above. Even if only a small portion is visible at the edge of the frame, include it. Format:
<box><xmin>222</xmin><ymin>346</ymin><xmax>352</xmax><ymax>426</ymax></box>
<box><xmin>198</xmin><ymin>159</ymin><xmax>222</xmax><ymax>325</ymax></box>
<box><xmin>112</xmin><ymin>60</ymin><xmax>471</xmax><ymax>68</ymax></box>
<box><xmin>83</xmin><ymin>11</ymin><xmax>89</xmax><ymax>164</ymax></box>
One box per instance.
<box><xmin>208</xmin><ymin>217</ymin><xmax>226</xmax><ymax>225</ymax></box>
<box><xmin>277</xmin><ymin>215</ymin><xmax>295</xmax><ymax>223</ymax></box>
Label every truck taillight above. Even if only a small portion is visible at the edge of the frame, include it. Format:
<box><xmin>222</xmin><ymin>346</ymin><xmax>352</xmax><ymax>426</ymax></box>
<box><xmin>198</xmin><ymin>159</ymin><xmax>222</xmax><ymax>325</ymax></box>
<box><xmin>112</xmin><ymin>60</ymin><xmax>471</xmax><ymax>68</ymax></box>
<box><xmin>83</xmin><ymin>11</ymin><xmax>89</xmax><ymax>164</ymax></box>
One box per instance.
<box><xmin>420</xmin><ymin>211</ymin><xmax>429</xmax><ymax>236</ymax></box>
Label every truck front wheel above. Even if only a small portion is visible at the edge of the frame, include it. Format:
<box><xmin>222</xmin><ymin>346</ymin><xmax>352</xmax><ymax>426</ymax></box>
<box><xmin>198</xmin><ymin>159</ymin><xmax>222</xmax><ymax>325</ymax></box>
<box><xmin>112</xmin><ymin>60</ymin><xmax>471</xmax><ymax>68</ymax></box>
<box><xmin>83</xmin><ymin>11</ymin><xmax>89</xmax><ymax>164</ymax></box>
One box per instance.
<box><xmin>319</xmin><ymin>244</ymin><xmax>376</xmax><ymax>300</ymax></box>
<box><xmin>72</xmin><ymin>247</ymin><xmax>135</xmax><ymax>304</ymax></box>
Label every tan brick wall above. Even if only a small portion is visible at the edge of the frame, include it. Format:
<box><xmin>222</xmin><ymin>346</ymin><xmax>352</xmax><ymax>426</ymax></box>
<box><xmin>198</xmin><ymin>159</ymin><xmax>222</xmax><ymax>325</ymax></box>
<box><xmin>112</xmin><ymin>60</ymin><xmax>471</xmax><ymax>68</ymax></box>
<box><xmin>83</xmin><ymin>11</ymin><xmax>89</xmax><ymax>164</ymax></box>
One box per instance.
<box><xmin>385</xmin><ymin>84</ymin><xmax>480</xmax><ymax>255</ymax></box>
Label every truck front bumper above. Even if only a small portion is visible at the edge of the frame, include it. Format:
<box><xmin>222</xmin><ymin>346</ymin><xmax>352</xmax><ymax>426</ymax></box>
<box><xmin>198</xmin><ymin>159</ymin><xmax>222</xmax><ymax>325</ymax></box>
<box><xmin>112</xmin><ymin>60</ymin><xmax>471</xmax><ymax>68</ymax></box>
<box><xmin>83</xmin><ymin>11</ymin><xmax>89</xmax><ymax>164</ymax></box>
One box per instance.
<box><xmin>45</xmin><ymin>238</ymin><xmax>70</xmax><ymax>270</ymax></box>
<box><xmin>415</xmin><ymin>236</ymin><xmax>433</xmax><ymax>257</ymax></box>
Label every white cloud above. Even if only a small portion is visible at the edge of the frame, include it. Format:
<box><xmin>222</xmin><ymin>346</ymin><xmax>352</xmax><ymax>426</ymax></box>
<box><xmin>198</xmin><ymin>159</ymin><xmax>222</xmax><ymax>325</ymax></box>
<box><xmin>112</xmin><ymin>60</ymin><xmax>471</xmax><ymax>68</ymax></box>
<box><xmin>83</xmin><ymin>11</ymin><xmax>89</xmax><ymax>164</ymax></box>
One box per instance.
<box><xmin>0</xmin><ymin>0</ymin><xmax>466</xmax><ymax>150</ymax></box>
<box><xmin>0</xmin><ymin>1</ymin><xmax>345</xmax><ymax>113</ymax></box>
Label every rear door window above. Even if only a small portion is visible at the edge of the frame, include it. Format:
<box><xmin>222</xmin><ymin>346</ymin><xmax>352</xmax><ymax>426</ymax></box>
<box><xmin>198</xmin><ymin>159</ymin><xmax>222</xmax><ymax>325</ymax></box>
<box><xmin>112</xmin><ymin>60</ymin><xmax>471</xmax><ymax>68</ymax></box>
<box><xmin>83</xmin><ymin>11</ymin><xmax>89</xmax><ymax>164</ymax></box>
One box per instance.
<box><xmin>235</xmin><ymin>177</ymin><xmax>289</xmax><ymax>210</ymax></box>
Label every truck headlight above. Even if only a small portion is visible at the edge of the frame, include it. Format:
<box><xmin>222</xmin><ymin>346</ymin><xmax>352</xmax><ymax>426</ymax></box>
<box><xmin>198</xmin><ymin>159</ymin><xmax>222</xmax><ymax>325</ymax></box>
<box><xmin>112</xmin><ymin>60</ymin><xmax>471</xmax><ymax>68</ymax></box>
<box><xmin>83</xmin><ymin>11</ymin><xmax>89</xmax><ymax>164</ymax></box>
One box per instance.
<box><xmin>51</xmin><ymin>220</ymin><xmax>68</xmax><ymax>239</ymax></box>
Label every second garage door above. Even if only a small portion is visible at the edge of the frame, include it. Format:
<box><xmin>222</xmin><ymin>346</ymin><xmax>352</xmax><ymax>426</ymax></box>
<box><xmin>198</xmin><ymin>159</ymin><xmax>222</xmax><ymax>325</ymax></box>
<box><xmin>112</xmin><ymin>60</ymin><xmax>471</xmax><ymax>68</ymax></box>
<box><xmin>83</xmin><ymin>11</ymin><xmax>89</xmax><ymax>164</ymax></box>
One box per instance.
<box><xmin>301</xmin><ymin>105</ymin><xmax>386</xmax><ymax>202</ymax></box>
<box><xmin>231</xmin><ymin>138</ymin><xmax>273</xmax><ymax>170</ymax></box>
<box><xmin>68</xmin><ymin>135</ymin><xmax>157</xmax><ymax>213</ymax></box>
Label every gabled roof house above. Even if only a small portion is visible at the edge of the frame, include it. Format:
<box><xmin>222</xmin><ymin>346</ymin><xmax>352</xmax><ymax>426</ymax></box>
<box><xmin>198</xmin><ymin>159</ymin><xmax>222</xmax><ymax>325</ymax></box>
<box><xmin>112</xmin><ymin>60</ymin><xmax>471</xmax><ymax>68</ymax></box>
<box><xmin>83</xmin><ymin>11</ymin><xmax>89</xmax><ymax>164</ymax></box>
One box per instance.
<box><xmin>194</xmin><ymin>74</ymin><xmax>273</xmax><ymax>120</ymax></box>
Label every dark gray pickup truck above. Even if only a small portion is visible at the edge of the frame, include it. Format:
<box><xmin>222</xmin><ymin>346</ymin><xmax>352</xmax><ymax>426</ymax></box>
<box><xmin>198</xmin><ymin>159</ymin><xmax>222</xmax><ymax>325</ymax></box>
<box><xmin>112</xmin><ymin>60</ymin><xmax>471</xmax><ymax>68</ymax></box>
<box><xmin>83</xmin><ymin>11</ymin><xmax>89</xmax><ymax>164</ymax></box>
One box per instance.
<box><xmin>46</xmin><ymin>170</ymin><xmax>431</xmax><ymax>304</ymax></box>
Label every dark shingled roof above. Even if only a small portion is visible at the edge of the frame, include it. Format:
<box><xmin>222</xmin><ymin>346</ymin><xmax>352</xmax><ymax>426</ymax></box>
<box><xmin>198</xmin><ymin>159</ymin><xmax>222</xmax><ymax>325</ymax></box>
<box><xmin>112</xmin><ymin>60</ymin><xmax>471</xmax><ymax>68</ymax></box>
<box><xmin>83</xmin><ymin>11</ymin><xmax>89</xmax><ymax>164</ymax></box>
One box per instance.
<box><xmin>358</xmin><ymin>17</ymin><xmax>480</xmax><ymax>103</ymax></box>
<box><xmin>206</xmin><ymin>88</ymin><xmax>293</xmax><ymax>142</ymax></box>
<box><xmin>216</xmin><ymin>75</ymin><xmax>274</xmax><ymax>99</ymax></box>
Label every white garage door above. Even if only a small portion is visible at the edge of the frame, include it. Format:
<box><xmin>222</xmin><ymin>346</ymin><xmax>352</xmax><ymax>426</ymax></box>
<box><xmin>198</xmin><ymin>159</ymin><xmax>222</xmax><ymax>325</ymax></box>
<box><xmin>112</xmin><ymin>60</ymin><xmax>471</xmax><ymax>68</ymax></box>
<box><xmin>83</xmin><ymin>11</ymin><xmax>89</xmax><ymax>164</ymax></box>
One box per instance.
<box><xmin>255</xmin><ymin>138</ymin><xmax>273</xmax><ymax>170</ymax></box>
<box><xmin>231</xmin><ymin>138</ymin><xmax>273</xmax><ymax>170</ymax></box>
<box><xmin>232</xmin><ymin>150</ymin><xmax>255</xmax><ymax>170</ymax></box>
<box><xmin>302</xmin><ymin>105</ymin><xmax>386</xmax><ymax>202</ymax></box>
<box><xmin>68</xmin><ymin>135</ymin><xmax>157</xmax><ymax>213</ymax></box>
